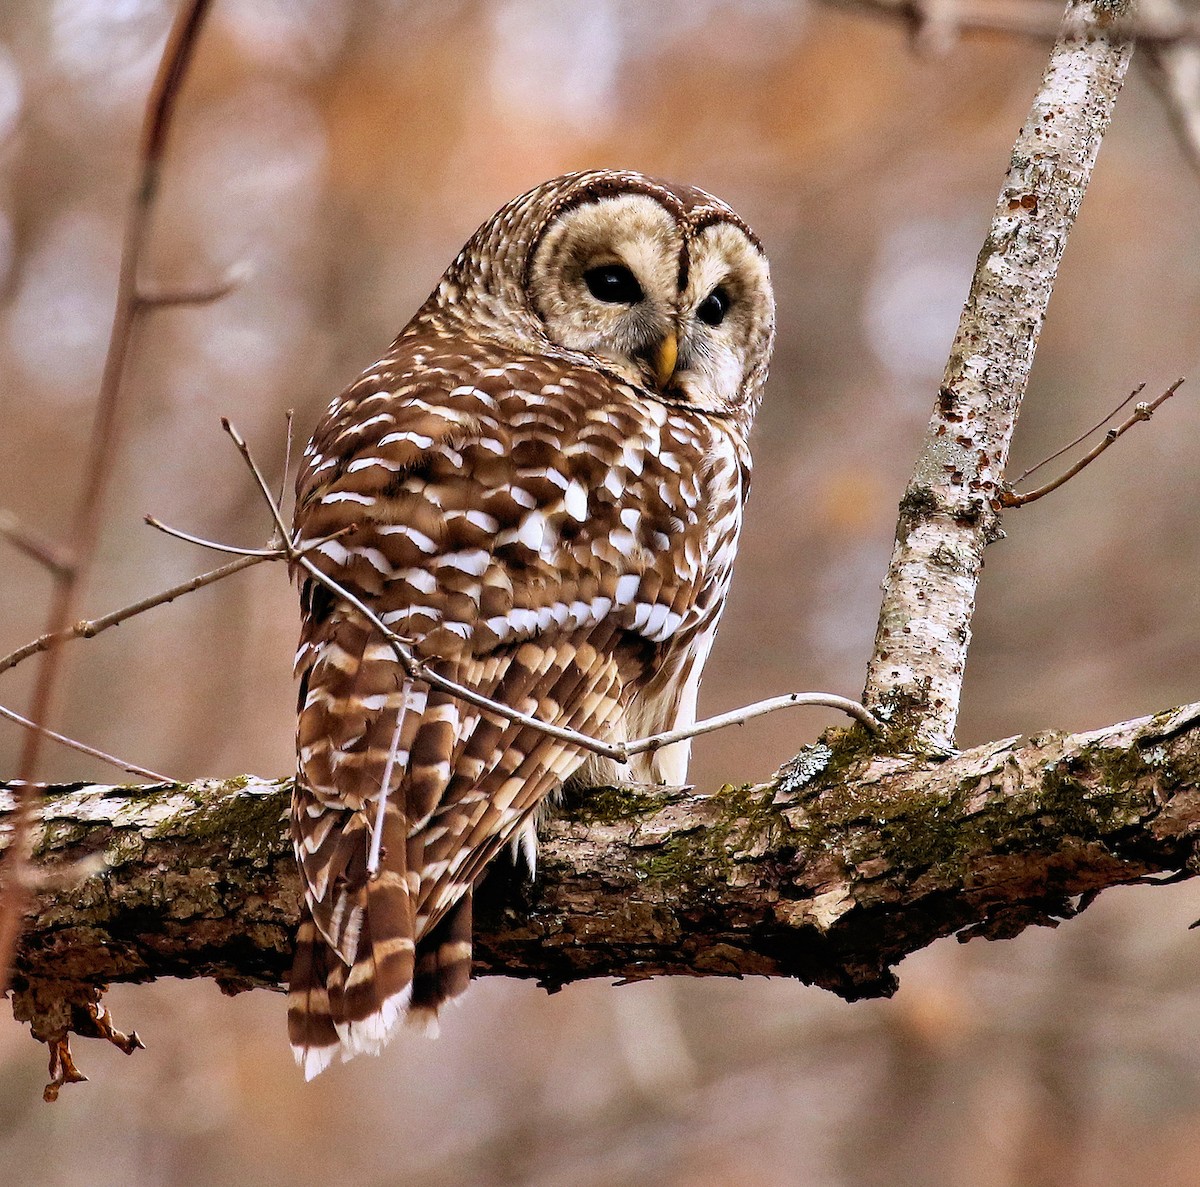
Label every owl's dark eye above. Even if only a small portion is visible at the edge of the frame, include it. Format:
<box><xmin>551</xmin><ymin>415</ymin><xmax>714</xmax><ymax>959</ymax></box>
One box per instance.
<box><xmin>697</xmin><ymin>286</ymin><xmax>731</xmax><ymax>327</ymax></box>
<box><xmin>584</xmin><ymin>263</ymin><xmax>644</xmax><ymax>305</ymax></box>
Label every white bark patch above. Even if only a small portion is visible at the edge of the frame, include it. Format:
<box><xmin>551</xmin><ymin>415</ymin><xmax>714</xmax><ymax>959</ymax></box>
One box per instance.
<box><xmin>863</xmin><ymin>2</ymin><xmax>1134</xmax><ymax>750</ymax></box>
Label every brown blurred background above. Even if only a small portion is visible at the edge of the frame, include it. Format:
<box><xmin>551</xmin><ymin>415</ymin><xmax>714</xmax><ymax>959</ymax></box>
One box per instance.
<box><xmin>2</xmin><ymin>2</ymin><xmax>1200</xmax><ymax>1184</ymax></box>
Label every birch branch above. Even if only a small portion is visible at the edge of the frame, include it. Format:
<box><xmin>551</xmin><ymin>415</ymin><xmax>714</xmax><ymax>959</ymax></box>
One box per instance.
<box><xmin>5</xmin><ymin>700</ymin><xmax>1199</xmax><ymax>1002</ymax></box>
<box><xmin>1001</xmin><ymin>378</ymin><xmax>1185</xmax><ymax>506</ymax></box>
<box><xmin>862</xmin><ymin>0</ymin><xmax>1136</xmax><ymax>750</ymax></box>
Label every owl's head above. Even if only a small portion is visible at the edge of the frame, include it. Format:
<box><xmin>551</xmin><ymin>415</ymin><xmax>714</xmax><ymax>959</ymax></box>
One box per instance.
<box><xmin>431</xmin><ymin>171</ymin><xmax>775</xmax><ymax>422</ymax></box>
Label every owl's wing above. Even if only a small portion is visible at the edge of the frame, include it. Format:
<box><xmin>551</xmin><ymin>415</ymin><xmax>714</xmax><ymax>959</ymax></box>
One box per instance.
<box><xmin>287</xmin><ymin>348</ymin><xmax>744</xmax><ymax>1076</ymax></box>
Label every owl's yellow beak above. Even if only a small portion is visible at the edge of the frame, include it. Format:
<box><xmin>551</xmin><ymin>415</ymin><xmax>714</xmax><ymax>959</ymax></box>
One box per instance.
<box><xmin>651</xmin><ymin>330</ymin><xmax>679</xmax><ymax>388</ymax></box>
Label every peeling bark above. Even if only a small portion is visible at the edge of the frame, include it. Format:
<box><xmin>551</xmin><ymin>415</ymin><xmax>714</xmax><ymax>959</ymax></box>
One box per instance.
<box><xmin>6</xmin><ymin>700</ymin><xmax>1198</xmax><ymax>1007</ymax></box>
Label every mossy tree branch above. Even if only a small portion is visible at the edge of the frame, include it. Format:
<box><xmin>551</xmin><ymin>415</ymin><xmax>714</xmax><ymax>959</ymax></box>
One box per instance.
<box><xmin>6</xmin><ymin>699</ymin><xmax>1199</xmax><ymax>1008</ymax></box>
<box><xmin>7</xmin><ymin>0</ymin><xmax>1191</xmax><ymax>1098</ymax></box>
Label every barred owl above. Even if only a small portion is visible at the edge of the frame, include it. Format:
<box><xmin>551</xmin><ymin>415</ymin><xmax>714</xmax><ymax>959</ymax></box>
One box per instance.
<box><xmin>288</xmin><ymin>169</ymin><xmax>774</xmax><ymax>1077</ymax></box>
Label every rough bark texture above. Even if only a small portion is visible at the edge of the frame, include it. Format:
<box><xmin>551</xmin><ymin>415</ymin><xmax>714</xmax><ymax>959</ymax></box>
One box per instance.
<box><xmin>6</xmin><ymin>699</ymin><xmax>1198</xmax><ymax>1009</ymax></box>
<box><xmin>862</xmin><ymin>0</ymin><xmax>1135</xmax><ymax>749</ymax></box>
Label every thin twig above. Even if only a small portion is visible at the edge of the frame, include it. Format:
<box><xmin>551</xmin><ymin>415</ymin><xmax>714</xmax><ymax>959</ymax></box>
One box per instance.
<box><xmin>367</xmin><ymin>711</ymin><xmax>407</xmax><ymax>877</ymax></box>
<box><xmin>144</xmin><ymin>516</ymin><xmax>287</xmax><ymax>557</ymax></box>
<box><xmin>279</xmin><ymin>409</ymin><xmax>295</xmax><ymax>514</ymax></box>
<box><xmin>0</xmin><ymin>554</ymin><xmax>267</xmax><ymax>679</ymax></box>
<box><xmin>135</xmin><ymin>261</ymin><xmax>247</xmax><ymax>308</ymax></box>
<box><xmin>0</xmin><ymin>0</ymin><xmax>216</xmax><ymax>997</ymax></box>
<box><xmin>830</xmin><ymin>0</ymin><xmax>1200</xmax><ymax>45</ymax></box>
<box><xmin>1140</xmin><ymin>0</ymin><xmax>1200</xmax><ymax>180</ymax></box>
<box><xmin>833</xmin><ymin>0</ymin><xmax>1200</xmax><ymax>183</ymax></box>
<box><xmin>0</xmin><ymin>703</ymin><xmax>172</xmax><ymax>783</ymax></box>
<box><xmin>624</xmin><ymin>692</ymin><xmax>880</xmax><ymax>754</ymax></box>
<box><xmin>1002</xmin><ymin>378</ymin><xmax>1185</xmax><ymax>507</ymax></box>
<box><xmin>267</xmin><ymin>553</ymin><xmax>881</xmax><ymax>764</ymax></box>
<box><xmin>227</xmin><ymin>422</ymin><xmax>882</xmax><ymax>758</ymax></box>
<box><xmin>222</xmin><ymin>419</ymin><xmax>292</xmax><ymax>546</ymax></box>
<box><xmin>222</xmin><ymin>421</ymin><xmax>625</xmax><ymax>747</ymax></box>
<box><xmin>213</xmin><ymin>422</ymin><xmax>881</xmax><ymax>756</ymax></box>
<box><xmin>358</xmin><ymin>685</ymin><xmax>881</xmax><ymax>874</ymax></box>
<box><xmin>1011</xmin><ymin>382</ymin><xmax>1146</xmax><ymax>484</ymax></box>
<box><xmin>0</xmin><ymin>510</ymin><xmax>75</xmax><ymax>578</ymax></box>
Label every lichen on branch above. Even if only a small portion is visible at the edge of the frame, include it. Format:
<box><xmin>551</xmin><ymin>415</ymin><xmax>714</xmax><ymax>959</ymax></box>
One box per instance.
<box><xmin>5</xmin><ymin>699</ymin><xmax>1197</xmax><ymax>1006</ymax></box>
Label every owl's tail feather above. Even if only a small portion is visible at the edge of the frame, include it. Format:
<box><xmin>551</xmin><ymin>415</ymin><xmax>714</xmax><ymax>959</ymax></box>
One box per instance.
<box><xmin>287</xmin><ymin>915</ymin><xmax>343</xmax><ymax>1080</ymax></box>
<box><xmin>407</xmin><ymin>889</ymin><xmax>474</xmax><ymax>1037</ymax></box>
<box><xmin>288</xmin><ymin>844</ymin><xmax>418</xmax><ymax>1079</ymax></box>
<box><xmin>288</xmin><ymin>926</ymin><xmax>416</xmax><ymax>1079</ymax></box>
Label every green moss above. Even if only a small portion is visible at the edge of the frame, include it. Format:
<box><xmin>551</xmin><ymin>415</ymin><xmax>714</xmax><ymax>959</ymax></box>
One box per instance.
<box><xmin>566</xmin><ymin>783</ymin><xmax>666</xmax><ymax>827</ymax></box>
<box><xmin>1077</xmin><ymin>743</ymin><xmax>1153</xmax><ymax>798</ymax></box>
<box><xmin>169</xmin><ymin>779</ymin><xmax>290</xmax><ymax>866</ymax></box>
<box><xmin>32</xmin><ymin>820</ymin><xmax>91</xmax><ymax>859</ymax></box>
<box><xmin>899</xmin><ymin>484</ymin><xmax>940</xmax><ymax>520</ymax></box>
<box><xmin>712</xmin><ymin>782</ymin><xmax>785</xmax><ymax>850</ymax></box>
<box><xmin>587</xmin><ymin>695</ymin><xmax>1189</xmax><ymax>898</ymax></box>
<box><xmin>636</xmin><ymin>832</ymin><xmax>712</xmax><ymax>885</ymax></box>
<box><xmin>770</xmin><ymin>728</ymin><xmax>1160</xmax><ymax>888</ymax></box>
<box><xmin>91</xmin><ymin>785</ymin><xmax>154</xmax><ymax>803</ymax></box>
<box><xmin>632</xmin><ymin>782</ymin><xmax>781</xmax><ymax>889</ymax></box>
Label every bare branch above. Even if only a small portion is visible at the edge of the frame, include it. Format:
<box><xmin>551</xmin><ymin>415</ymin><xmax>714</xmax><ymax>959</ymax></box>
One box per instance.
<box><xmin>863</xmin><ymin>0</ymin><xmax>1136</xmax><ymax>751</ymax></box>
<box><xmin>0</xmin><ymin>554</ymin><xmax>267</xmax><ymax>679</ymax></box>
<box><xmin>296</xmin><ymin>550</ymin><xmax>879</xmax><ymax>761</ymax></box>
<box><xmin>622</xmin><ymin>692</ymin><xmax>880</xmax><ymax>756</ymax></box>
<box><xmin>218</xmin><ymin>415</ymin><xmax>879</xmax><ymax>761</ymax></box>
<box><xmin>829</xmin><ymin>0</ymin><xmax>1200</xmax><ymax>185</ymax></box>
<box><xmin>0</xmin><ymin>511</ymin><xmax>75</xmax><ymax>578</ymax></box>
<box><xmin>1002</xmin><ymin>378</ymin><xmax>1185</xmax><ymax>506</ymax></box>
<box><xmin>143</xmin><ymin>516</ymin><xmax>287</xmax><ymax>558</ymax></box>
<box><xmin>278</xmin><ymin>409</ymin><xmax>296</xmax><ymax>513</ymax></box>
<box><xmin>828</xmin><ymin>0</ymin><xmax>1200</xmax><ymax>45</ymax></box>
<box><xmin>1011</xmin><ymin>381</ymin><xmax>1146</xmax><ymax>484</ymax></box>
<box><xmin>221</xmin><ymin>419</ymin><xmax>292</xmax><ymax>547</ymax></box>
<box><xmin>0</xmin><ymin>0</ymin><xmax>216</xmax><ymax>995</ymax></box>
<box><xmin>1140</xmin><ymin>0</ymin><xmax>1200</xmax><ymax>176</ymax></box>
<box><xmin>0</xmin><ymin>704</ymin><xmax>171</xmax><ymax>783</ymax></box>
<box><xmin>135</xmin><ymin>261</ymin><xmax>247</xmax><ymax>308</ymax></box>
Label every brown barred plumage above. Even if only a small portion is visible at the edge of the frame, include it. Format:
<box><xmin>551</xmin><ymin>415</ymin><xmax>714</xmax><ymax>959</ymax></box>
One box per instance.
<box><xmin>288</xmin><ymin>170</ymin><xmax>774</xmax><ymax>1077</ymax></box>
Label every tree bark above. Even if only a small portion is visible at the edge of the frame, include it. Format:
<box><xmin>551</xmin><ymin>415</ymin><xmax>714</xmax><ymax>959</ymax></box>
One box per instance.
<box><xmin>862</xmin><ymin>0</ymin><xmax>1134</xmax><ymax>749</ymax></box>
<box><xmin>7</xmin><ymin>698</ymin><xmax>1199</xmax><ymax>1008</ymax></box>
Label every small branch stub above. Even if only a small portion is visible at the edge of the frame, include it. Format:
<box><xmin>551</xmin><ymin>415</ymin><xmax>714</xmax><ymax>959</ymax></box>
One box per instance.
<box><xmin>11</xmin><ymin>982</ymin><xmax>145</xmax><ymax>1103</ymax></box>
<box><xmin>1001</xmin><ymin>378</ymin><xmax>1185</xmax><ymax>507</ymax></box>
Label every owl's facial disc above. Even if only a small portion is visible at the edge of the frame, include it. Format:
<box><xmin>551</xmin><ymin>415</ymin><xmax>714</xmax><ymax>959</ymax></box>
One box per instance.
<box><xmin>526</xmin><ymin>191</ymin><xmax>773</xmax><ymax>414</ymax></box>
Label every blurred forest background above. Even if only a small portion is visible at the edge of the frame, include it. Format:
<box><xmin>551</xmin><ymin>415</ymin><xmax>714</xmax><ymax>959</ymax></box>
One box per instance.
<box><xmin>2</xmin><ymin>1</ymin><xmax>1200</xmax><ymax>1184</ymax></box>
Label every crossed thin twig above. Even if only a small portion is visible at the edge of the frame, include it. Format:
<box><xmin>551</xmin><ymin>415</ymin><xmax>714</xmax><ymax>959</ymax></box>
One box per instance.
<box><xmin>1002</xmin><ymin>378</ymin><xmax>1186</xmax><ymax>507</ymax></box>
